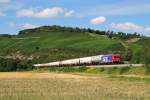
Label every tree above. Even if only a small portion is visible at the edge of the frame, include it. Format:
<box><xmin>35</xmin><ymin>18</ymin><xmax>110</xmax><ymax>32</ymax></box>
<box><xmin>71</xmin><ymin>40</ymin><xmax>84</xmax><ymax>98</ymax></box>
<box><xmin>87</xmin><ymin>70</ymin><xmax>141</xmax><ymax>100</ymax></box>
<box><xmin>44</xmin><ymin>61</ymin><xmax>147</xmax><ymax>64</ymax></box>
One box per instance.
<box><xmin>35</xmin><ymin>46</ymin><xmax>40</xmax><ymax>51</ymax></box>
<box><xmin>142</xmin><ymin>39</ymin><xmax>150</xmax><ymax>65</ymax></box>
<box><xmin>125</xmin><ymin>48</ymin><xmax>133</xmax><ymax>62</ymax></box>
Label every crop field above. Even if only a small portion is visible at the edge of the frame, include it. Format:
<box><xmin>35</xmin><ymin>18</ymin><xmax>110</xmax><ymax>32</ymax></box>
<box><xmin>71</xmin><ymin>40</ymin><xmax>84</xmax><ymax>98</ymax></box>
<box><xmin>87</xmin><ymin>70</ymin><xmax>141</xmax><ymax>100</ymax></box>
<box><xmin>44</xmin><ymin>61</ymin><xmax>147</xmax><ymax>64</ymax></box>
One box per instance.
<box><xmin>0</xmin><ymin>72</ymin><xmax>150</xmax><ymax>100</ymax></box>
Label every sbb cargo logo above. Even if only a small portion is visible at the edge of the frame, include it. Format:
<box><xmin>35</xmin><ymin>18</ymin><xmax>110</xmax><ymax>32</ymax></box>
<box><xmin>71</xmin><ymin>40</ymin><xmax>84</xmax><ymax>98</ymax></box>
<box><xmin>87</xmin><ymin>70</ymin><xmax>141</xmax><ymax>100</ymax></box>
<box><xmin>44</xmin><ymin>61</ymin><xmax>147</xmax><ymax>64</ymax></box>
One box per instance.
<box><xmin>102</xmin><ymin>55</ymin><xmax>112</xmax><ymax>63</ymax></box>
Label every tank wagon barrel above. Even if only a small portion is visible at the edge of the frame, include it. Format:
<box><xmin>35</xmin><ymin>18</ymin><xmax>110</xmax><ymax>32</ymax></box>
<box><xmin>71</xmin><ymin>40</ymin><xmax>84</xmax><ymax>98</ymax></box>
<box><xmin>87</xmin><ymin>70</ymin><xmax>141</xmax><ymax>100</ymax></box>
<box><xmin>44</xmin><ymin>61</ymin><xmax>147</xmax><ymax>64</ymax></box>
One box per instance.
<box><xmin>33</xmin><ymin>54</ymin><xmax>121</xmax><ymax>67</ymax></box>
<box><xmin>34</xmin><ymin>62</ymin><xmax>60</xmax><ymax>67</ymax></box>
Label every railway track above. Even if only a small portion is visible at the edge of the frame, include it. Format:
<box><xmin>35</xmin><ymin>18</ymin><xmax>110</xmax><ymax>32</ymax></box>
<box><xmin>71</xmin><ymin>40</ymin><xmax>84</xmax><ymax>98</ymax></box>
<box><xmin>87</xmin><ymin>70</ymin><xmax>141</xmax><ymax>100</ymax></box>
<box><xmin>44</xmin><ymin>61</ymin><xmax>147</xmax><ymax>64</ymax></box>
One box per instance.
<box><xmin>85</xmin><ymin>64</ymin><xmax>144</xmax><ymax>68</ymax></box>
<box><xmin>35</xmin><ymin>64</ymin><xmax>144</xmax><ymax>68</ymax></box>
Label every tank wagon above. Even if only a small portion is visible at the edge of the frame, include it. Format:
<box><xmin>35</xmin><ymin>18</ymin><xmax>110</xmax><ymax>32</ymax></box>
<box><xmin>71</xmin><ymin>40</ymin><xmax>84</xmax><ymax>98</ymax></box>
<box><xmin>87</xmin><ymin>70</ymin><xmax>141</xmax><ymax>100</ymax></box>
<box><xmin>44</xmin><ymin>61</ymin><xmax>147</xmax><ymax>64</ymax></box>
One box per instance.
<box><xmin>34</xmin><ymin>54</ymin><xmax>121</xmax><ymax>67</ymax></box>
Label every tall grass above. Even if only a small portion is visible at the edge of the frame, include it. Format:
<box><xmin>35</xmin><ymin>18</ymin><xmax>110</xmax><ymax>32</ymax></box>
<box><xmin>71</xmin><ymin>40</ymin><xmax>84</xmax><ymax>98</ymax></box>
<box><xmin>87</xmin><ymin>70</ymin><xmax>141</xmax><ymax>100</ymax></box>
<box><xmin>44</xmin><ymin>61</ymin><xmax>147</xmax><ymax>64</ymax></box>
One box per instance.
<box><xmin>35</xmin><ymin>66</ymin><xmax>150</xmax><ymax>75</ymax></box>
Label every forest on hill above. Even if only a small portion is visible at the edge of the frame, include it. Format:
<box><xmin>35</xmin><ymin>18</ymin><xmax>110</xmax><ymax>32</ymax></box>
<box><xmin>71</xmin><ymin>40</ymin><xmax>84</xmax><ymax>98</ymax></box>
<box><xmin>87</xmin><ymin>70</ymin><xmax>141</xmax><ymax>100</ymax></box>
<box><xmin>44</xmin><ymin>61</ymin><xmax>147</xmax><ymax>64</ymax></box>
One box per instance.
<box><xmin>19</xmin><ymin>25</ymin><xmax>142</xmax><ymax>39</ymax></box>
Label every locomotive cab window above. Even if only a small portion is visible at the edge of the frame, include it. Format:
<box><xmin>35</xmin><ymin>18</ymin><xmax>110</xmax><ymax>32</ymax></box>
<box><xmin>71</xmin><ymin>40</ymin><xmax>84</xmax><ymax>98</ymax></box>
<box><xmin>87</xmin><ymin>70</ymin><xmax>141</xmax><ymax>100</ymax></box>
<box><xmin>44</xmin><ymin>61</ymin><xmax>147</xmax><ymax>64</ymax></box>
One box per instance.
<box><xmin>114</xmin><ymin>56</ymin><xmax>118</xmax><ymax>58</ymax></box>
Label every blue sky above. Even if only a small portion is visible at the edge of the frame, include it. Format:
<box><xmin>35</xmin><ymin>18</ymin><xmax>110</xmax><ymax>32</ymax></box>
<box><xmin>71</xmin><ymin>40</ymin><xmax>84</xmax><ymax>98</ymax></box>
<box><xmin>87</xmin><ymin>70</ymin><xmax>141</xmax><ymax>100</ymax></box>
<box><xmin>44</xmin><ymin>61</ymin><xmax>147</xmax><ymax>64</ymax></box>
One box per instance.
<box><xmin>0</xmin><ymin>0</ymin><xmax>150</xmax><ymax>36</ymax></box>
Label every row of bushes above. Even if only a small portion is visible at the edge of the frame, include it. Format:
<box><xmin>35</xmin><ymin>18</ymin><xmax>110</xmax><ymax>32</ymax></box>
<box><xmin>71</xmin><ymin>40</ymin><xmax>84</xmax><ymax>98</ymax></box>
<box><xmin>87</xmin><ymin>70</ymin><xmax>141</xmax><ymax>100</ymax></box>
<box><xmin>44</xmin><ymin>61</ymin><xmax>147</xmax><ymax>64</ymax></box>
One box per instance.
<box><xmin>36</xmin><ymin>66</ymin><xmax>150</xmax><ymax>75</ymax></box>
<box><xmin>0</xmin><ymin>58</ymin><xmax>34</xmax><ymax>72</ymax></box>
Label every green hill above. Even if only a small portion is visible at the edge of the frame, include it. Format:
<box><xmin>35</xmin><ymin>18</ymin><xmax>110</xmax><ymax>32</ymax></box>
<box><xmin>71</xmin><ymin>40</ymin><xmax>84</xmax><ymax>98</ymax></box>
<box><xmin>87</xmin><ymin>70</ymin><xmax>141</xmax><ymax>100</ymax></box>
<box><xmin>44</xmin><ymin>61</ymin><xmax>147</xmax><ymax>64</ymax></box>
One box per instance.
<box><xmin>0</xmin><ymin>25</ymin><xmax>145</xmax><ymax>63</ymax></box>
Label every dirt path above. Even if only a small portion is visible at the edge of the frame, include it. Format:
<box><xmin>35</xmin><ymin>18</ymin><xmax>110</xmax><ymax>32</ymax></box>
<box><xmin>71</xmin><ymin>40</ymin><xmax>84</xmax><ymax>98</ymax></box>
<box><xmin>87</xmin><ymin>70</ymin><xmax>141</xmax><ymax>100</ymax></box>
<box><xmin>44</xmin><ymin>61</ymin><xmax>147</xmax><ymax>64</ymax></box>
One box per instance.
<box><xmin>127</xmin><ymin>38</ymin><xmax>140</xmax><ymax>43</ymax></box>
<box><xmin>116</xmin><ymin>74</ymin><xmax>150</xmax><ymax>79</ymax></box>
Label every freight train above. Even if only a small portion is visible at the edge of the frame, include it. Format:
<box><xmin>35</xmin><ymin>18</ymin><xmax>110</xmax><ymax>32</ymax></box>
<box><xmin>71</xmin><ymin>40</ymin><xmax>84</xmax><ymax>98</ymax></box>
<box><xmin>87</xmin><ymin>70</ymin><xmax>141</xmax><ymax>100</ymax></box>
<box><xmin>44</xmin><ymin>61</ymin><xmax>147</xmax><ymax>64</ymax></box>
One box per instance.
<box><xmin>34</xmin><ymin>54</ymin><xmax>121</xmax><ymax>67</ymax></box>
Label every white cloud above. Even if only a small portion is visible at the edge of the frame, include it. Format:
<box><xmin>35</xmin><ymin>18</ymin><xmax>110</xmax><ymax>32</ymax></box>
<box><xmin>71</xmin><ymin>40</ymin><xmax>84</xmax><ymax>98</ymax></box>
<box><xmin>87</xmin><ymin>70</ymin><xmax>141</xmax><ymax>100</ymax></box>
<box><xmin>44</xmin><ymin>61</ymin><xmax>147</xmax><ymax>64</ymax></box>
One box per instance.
<box><xmin>111</xmin><ymin>22</ymin><xmax>150</xmax><ymax>35</ymax></box>
<box><xmin>65</xmin><ymin>10</ymin><xmax>75</xmax><ymax>17</ymax></box>
<box><xmin>21</xmin><ymin>23</ymin><xmax>39</xmax><ymax>29</ymax></box>
<box><xmin>90</xmin><ymin>16</ymin><xmax>106</xmax><ymax>25</ymax></box>
<box><xmin>0</xmin><ymin>0</ymin><xmax>9</xmax><ymax>3</ymax></box>
<box><xmin>0</xmin><ymin>12</ymin><xmax>3</xmax><ymax>16</ymax></box>
<box><xmin>17</xmin><ymin>7</ymin><xmax>64</xmax><ymax>18</ymax></box>
<box><xmin>145</xmin><ymin>27</ymin><xmax>150</xmax><ymax>32</ymax></box>
<box><xmin>9</xmin><ymin>22</ymin><xmax>15</xmax><ymax>27</ymax></box>
<box><xmin>17</xmin><ymin>9</ymin><xmax>34</xmax><ymax>17</ymax></box>
<box><xmin>0</xmin><ymin>11</ymin><xmax>5</xmax><ymax>16</ymax></box>
<box><xmin>111</xmin><ymin>22</ymin><xmax>143</xmax><ymax>32</ymax></box>
<box><xmin>9</xmin><ymin>23</ymin><xmax>39</xmax><ymax>30</ymax></box>
<box><xmin>77</xmin><ymin>3</ymin><xmax>150</xmax><ymax>17</ymax></box>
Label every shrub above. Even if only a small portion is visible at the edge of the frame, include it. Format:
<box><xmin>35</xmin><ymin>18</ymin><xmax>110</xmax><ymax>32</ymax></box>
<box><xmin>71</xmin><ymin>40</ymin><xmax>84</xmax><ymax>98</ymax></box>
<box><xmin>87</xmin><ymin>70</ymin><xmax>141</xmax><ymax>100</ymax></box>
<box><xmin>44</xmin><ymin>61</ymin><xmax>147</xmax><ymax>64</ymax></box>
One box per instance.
<box><xmin>144</xmin><ymin>66</ymin><xmax>150</xmax><ymax>74</ymax></box>
<box><xmin>107</xmin><ymin>67</ymin><xmax>117</xmax><ymax>74</ymax></box>
<box><xmin>100</xmin><ymin>68</ymin><xmax>105</xmax><ymax>72</ymax></box>
<box><xmin>119</xmin><ymin>67</ymin><xmax>130</xmax><ymax>75</ymax></box>
<box><xmin>0</xmin><ymin>58</ymin><xmax>34</xmax><ymax>72</ymax></box>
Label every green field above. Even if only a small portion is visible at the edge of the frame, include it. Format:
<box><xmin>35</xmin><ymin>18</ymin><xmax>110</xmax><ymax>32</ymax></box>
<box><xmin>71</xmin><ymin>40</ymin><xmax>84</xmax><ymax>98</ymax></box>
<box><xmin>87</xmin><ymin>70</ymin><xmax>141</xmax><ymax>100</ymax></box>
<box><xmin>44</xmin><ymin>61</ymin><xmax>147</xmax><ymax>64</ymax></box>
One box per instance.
<box><xmin>1</xmin><ymin>26</ymin><xmax>148</xmax><ymax>65</ymax></box>
<box><xmin>0</xmin><ymin>30</ymin><xmax>126</xmax><ymax>63</ymax></box>
<box><xmin>0</xmin><ymin>72</ymin><xmax>150</xmax><ymax>100</ymax></box>
<box><xmin>0</xmin><ymin>32</ymin><xmax>123</xmax><ymax>52</ymax></box>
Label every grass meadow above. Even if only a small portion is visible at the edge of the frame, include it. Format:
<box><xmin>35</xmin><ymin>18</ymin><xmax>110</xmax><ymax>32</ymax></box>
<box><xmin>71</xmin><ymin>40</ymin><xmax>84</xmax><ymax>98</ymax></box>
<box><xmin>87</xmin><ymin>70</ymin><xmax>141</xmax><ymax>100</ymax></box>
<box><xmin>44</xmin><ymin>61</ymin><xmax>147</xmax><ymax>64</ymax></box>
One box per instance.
<box><xmin>0</xmin><ymin>72</ymin><xmax>150</xmax><ymax>100</ymax></box>
<box><xmin>0</xmin><ymin>32</ymin><xmax>125</xmax><ymax>63</ymax></box>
